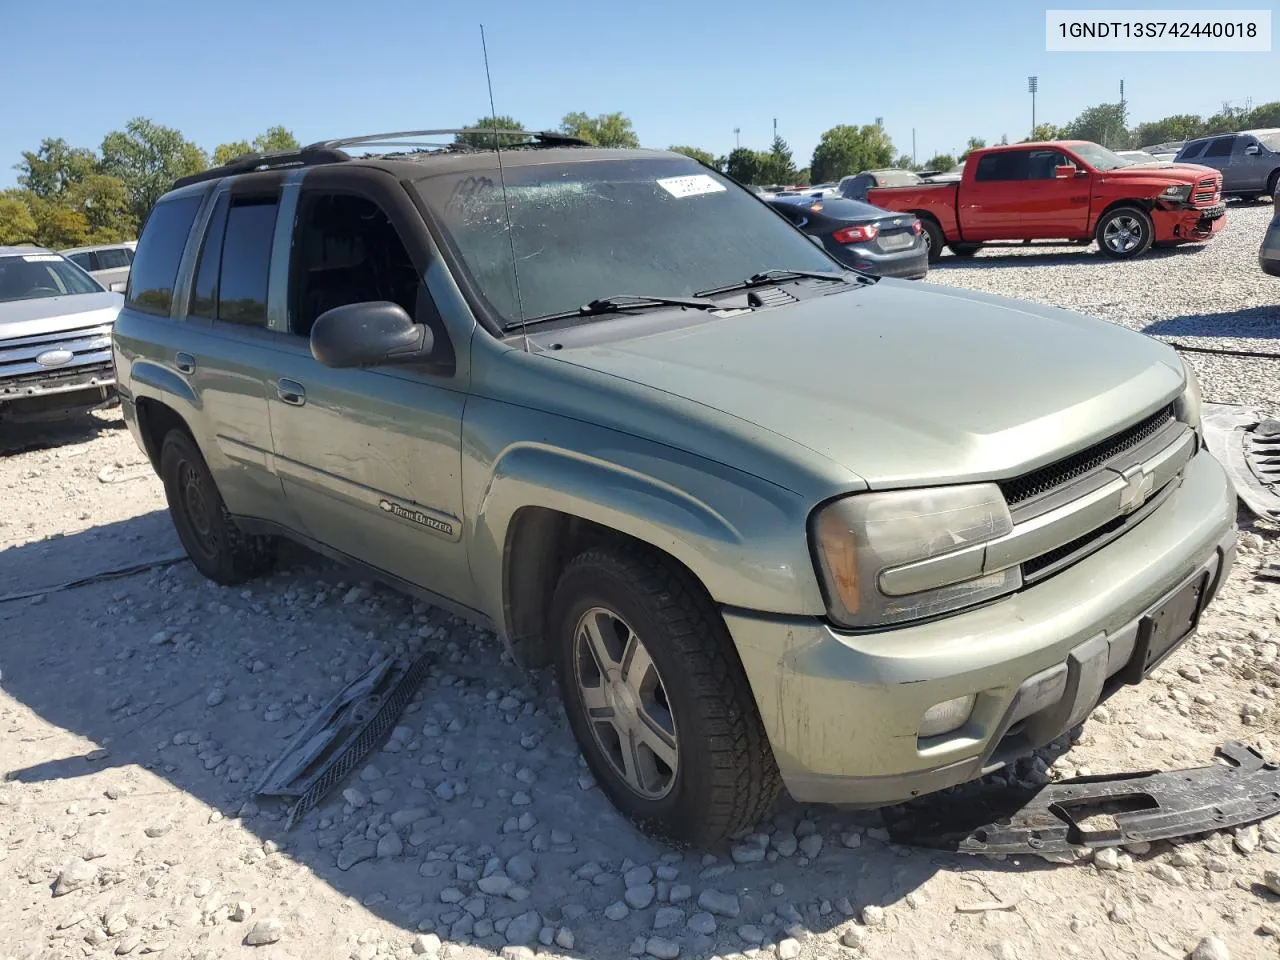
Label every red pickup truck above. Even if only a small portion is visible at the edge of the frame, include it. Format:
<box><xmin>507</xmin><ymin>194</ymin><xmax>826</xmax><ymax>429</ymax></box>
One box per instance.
<box><xmin>867</xmin><ymin>140</ymin><xmax>1226</xmax><ymax>262</ymax></box>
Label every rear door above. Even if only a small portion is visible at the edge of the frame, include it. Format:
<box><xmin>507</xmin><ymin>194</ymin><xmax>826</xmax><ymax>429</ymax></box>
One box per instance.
<box><xmin>175</xmin><ymin>174</ymin><xmax>293</xmax><ymax>524</ymax></box>
<box><xmin>263</xmin><ymin>173</ymin><xmax>474</xmax><ymax>608</ymax></box>
<box><xmin>960</xmin><ymin>150</ymin><xmax>1031</xmax><ymax>240</ymax></box>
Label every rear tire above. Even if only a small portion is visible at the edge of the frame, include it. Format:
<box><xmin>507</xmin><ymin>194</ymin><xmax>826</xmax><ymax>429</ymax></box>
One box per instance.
<box><xmin>159</xmin><ymin>429</ymin><xmax>277</xmax><ymax>585</ymax></box>
<box><xmin>1266</xmin><ymin>169</ymin><xmax>1280</xmax><ymax>203</ymax></box>
<box><xmin>550</xmin><ymin>544</ymin><xmax>781</xmax><ymax>845</ymax></box>
<box><xmin>948</xmin><ymin>243</ymin><xmax>981</xmax><ymax>257</ymax></box>
<box><xmin>1095</xmin><ymin>206</ymin><xmax>1154</xmax><ymax>259</ymax></box>
<box><xmin>919</xmin><ymin>217</ymin><xmax>944</xmax><ymax>264</ymax></box>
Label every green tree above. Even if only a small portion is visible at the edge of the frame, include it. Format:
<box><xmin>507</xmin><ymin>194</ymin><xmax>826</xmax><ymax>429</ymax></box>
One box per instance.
<box><xmin>959</xmin><ymin>136</ymin><xmax>986</xmax><ymax>161</ymax></box>
<box><xmin>893</xmin><ymin>154</ymin><xmax>917</xmax><ymax>170</ymax></box>
<box><xmin>26</xmin><ymin>195</ymin><xmax>92</xmax><ymax>248</ymax></box>
<box><xmin>923</xmin><ymin>153</ymin><xmax>956</xmax><ymax>171</ymax></box>
<box><xmin>456</xmin><ymin>115</ymin><xmax>527</xmax><ymax>149</ymax></box>
<box><xmin>809</xmin><ymin>124</ymin><xmax>894</xmax><ymax>184</ymax></box>
<box><xmin>100</xmin><ymin>118</ymin><xmax>208</xmax><ymax>222</ymax></box>
<box><xmin>1246</xmin><ymin>101</ymin><xmax>1280</xmax><ymax>129</ymax></box>
<box><xmin>724</xmin><ymin>147</ymin><xmax>762</xmax><ymax>185</ymax></box>
<box><xmin>758</xmin><ymin>135</ymin><xmax>797</xmax><ymax>185</ymax></box>
<box><xmin>69</xmin><ymin>174</ymin><xmax>136</xmax><ymax>241</ymax></box>
<box><xmin>668</xmin><ymin>145</ymin><xmax>718</xmax><ymax>168</ymax></box>
<box><xmin>0</xmin><ymin>191</ymin><xmax>39</xmax><ymax>244</ymax></box>
<box><xmin>1131</xmin><ymin>114</ymin><xmax>1205</xmax><ymax>147</ymax></box>
<box><xmin>212</xmin><ymin>140</ymin><xmax>252</xmax><ymax>166</ymax></box>
<box><xmin>795</xmin><ymin>167</ymin><xmax>810</xmax><ymax>185</ymax></box>
<box><xmin>15</xmin><ymin>138</ymin><xmax>98</xmax><ymax>199</ymax></box>
<box><xmin>253</xmin><ymin>126</ymin><xmax>299</xmax><ymax>153</ymax></box>
<box><xmin>1065</xmin><ymin>102</ymin><xmax>1130</xmax><ymax>149</ymax></box>
<box><xmin>560</xmin><ymin>111</ymin><xmax>640</xmax><ymax>148</ymax></box>
<box><xmin>1025</xmin><ymin>123</ymin><xmax>1070</xmax><ymax>142</ymax></box>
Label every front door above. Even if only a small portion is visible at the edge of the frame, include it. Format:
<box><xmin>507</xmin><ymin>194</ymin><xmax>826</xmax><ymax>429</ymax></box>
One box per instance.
<box><xmin>1197</xmin><ymin>136</ymin><xmax>1240</xmax><ymax>190</ymax></box>
<box><xmin>264</xmin><ymin>184</ymin><xmax>475</xmax><ymax>609</ymax></box>
<box><xmin>1021</xmin><ymin>148</ymin><xmax>1091</xmax><ymax>238</ymax></box>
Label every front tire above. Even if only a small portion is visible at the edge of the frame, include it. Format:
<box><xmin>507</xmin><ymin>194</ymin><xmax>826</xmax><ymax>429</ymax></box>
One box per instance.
<box><xmin>948</xmin><ymin>243</ymin><xmax>981</xmax><ymax>257</ymax></box>
<box><xmin>1095</xmin><ymin>205</ymin><xmax>1154</xmax><ymax>259</ymax></box>
<box><xmin>159</xmin><ymin>429</ymin><xmax>277</xmax><ymax>585</ymax></box>
<box><xmin>550</xmin><ymin>545</ymin><xmax>781</xmax><ymax>845</ymax></box>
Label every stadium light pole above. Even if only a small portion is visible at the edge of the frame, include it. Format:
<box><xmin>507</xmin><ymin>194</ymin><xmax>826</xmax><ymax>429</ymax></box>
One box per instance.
<box><xmin>1028</xmin><ymin>76</ymin><xmax>1039</xmax><ymax>137</ymax></box>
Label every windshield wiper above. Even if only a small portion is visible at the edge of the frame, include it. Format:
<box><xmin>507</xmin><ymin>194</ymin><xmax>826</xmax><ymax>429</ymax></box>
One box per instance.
<box><xmin>504</xmin><ymin>294</ymin><xmax>719</xmax><ymax>331</ymax></box>
<box><xmin>695</xmin><ymin>268</ymin><xmax>860</xmax><ymax>297</ymax></box>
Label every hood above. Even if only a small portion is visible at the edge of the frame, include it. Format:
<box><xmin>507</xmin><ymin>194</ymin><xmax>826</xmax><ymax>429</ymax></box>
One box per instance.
<box><xmin>1101</xmin><ymin>162</ymin><xmax>1218</xmax><ymax>184</ymax></box>
<box><xmin>550</xmin><ymin>281</ymin><xmax>1184</xmax><ymax>488</ymax></box>
<box><xmin>0</xmin><ymin>292</ymin><xmax>123</xmax><ymax>340</ymax></box>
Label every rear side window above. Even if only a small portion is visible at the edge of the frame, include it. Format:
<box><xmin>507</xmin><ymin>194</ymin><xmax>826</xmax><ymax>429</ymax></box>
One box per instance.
<box><xmin>1204</xmin><ymin>137</ymin><xmax>1235</xmax><ymax>158</ymax></box>
<box><xmin>975</xmin><ymin>152</ymin><xmax>1028</xmax><ymax>181</ymax></box>
<box><xmin>126</xmin><ymin>196</ymin><xmax>202</xmax><ymax>315</ymax></box>
<box><xmin>189</xmin><ymin>193</ymin><xmax>229</xmax><ymax>319</ymax></box>
<box><xmin>97</xmin><ymin>248</ymin><xmax>131</xmax><ymax>270</ymax></box>
<box><xmin>215</xmin><ymin>199</ymin><xmax>278</xmax><ymax>327</ymax></box>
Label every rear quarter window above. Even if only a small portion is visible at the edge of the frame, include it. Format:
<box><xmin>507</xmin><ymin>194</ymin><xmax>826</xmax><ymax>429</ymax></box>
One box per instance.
<box><xmin>126</xmin><ymin>196</ymin><xmax>202</xmax><ymax>315</ymax></box>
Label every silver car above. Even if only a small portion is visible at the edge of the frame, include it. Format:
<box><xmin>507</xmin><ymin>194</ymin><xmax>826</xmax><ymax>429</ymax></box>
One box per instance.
<box><xmin>61</xmin><ymin>242</ymin><xmax>136</xmax><ymax>293</ymax></box>
<box><xmin>1174</xmin><ymin>130</ymin><xmax>1280</xmax><ymax>200</ymax></box>
<box><xmin>0</xmin><ymin>247</ymin><xmax>123</xmax><ymax>422</ymax></box>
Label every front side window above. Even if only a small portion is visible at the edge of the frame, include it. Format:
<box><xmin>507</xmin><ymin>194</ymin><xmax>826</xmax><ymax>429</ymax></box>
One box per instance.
<box><xmin>1027</xmin><ymin>150</ymin><xmax>1069</xmax><ymax>179</ymax></box>
<box><xmin>415</xmin><ymin>157</ymin><xmax>835</xmax><ymax>325</ymax></box>
<box><xmin>127</xmin><ymin>196</ymin><xmax>202</xmax><ymax>315</ymax></box>
<box><xmin>0</xmin><ymin>254</ymin><xmax>103</xmax><ymax>303</ymax></box>
<box><xmin>67</xmin><ymin>252</ymin><xmax>93</xmax><ymax>271</ymax></box>
<box><xmin>1178</xmin><ymin>141</ymin><xmax>1208</xmax><ymax>160</ymax></box>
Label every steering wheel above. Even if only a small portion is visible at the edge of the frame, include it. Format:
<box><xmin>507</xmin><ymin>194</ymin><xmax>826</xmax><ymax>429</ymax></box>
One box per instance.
<box><xmin>24</xmin><ymin>286</ymin><xmax>61</xmax><ymax>297</ymax></box>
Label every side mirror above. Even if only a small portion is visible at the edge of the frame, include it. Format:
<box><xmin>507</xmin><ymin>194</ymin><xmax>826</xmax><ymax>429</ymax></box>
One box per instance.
<box><xmin>108</xmin><ymin>281</ymin><xmax>126</xmax><ymax>293</ymax></box>
<box><xmin>1054</xmin><ymin>164</ymin><xmax>1078</xmax><ymax>179</ymax></box>
<box><xmin>310</xmin><ymin>301</ymin><xmax>433</xmax><ymax>369</ymax></box>
<box><xmin>1245</xmin><ymin>144</ymin><xmax>1261</xmax><ymax>155</ymax></box>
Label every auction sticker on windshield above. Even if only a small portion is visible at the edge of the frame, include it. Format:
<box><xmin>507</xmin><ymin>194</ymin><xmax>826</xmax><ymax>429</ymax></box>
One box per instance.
<box><xmin>22</xmin><ymin>255</ymin><xmax>62</xmax><ymax>262</ymax></box>
<box><xmin>656</xmin><ymin>175</ymin><xmax>727</xmax><ymax>199</ymax></box>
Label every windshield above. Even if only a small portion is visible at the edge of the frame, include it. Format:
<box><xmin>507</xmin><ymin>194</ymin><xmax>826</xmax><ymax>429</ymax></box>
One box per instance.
<box><xmin>1260</xmin><ymin>133</ymin><xmax>1280</xmax><ymax>152</ymax></box>
<box><xmin>416</xmin><ymin>156</ymin><xmax>836</xmax><ymax>323</ymax></box>
<box><xmin>1068</xmin><ymin>142</ymin><xmax>1134</xmax><ymax>171</ymax></box>
<box><xmin>0</xmin><ymin>253</ymin><xmax>103</xmax><ymax>303</ymax></box>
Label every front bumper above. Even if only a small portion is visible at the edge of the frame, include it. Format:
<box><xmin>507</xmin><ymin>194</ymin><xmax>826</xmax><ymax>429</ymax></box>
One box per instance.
<box><xmin>726</xmin><ymin>450</ymin><xmax>1237</xmax><ymax>806</ymax></box>
<box><xmin>1153</xmin><ymin>203</ymin><xmax>1226</xmax><ymax>244</ymax></box>
<box><xmin>0</xmin><ymin>364</ymin><xmax>118</xmax><ymax>422</ymax></box>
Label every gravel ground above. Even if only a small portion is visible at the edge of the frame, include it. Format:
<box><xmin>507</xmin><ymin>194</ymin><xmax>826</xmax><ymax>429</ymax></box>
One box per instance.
<box><xmin>3</xmin><ymin>213</ymin><xmax>1280</xmax><ymax>960</ymax></box>
<box><xmin>924</xmin><ymin>200</ymin><xmax>1280</xmax><ymax>413</ymax></box>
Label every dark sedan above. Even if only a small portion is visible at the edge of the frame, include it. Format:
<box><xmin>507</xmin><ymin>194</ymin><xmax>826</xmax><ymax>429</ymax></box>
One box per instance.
<box><xmin>767</xmin><ymin>196</ymin><xmax>928</xmax><ymax>279</ymax></box>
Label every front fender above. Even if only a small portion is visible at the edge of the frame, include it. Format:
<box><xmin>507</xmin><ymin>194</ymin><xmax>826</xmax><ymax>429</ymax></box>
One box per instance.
<box><xmin>469</xmin><ymin>441</ymin><xmax>827</xmax><ymax>638</ymax></box>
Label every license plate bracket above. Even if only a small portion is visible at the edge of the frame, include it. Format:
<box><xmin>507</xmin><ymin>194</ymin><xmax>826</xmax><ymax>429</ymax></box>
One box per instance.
<box><xmin>878</xmin><ymin>233</ymin><xmax>913</xmax><ymax>251</ymax></box>
<box><xmin>1121</xmin><ymin>573</ymin><xmax>1207</xmax><ymax>683</ymax></box>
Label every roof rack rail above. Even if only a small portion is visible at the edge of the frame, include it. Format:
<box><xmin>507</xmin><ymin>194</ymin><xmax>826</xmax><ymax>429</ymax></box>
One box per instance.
<box><xmin>171</xmin><ymin>146</ymin><xmax>351</xmax><ymax>190</ymax></box>
<box><xmin>305</xmin><ymin>128</ymin><xmax>591</xmax><ymax>151</ymax></box>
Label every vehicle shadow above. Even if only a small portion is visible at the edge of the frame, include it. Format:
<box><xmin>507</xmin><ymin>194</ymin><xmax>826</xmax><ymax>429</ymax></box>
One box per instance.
<box><xmin>1</xmin><ymin>514</ymin><xmax>1076</xmax><ymax>959</ymax></box>
<box><xmin>0</xmin><ymin>406</ymin><xmax>126</xmax><ymax>457</ymax></box>
<box><xmin>1144</xmin><ymin>305</ymin><xmax>1280</xmax><ymax>340</ymax></box>
<box><xmin>933</xmin><ymin>244</ymin><xmax>1205</xmax><ymax>270</ymax></box>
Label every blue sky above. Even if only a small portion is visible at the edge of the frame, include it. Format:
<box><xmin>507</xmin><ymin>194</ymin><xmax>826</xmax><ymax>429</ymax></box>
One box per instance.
<box><xmin>3</xmin><ymin>0</ymin><xmax>1275</xmax><ymax>187</ymax></box>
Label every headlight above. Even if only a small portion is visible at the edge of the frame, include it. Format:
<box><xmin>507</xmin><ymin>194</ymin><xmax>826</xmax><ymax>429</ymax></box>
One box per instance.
<box><xmin>1160</xmin><ymin>184</ymin><xmax>1192</xmax><ymax>201</ymax></box>
<box><xmin>810</xmin><ymin>484</ymin><xmax>1021</xmax><ymax>629</ymax></box>
<box><xmin>1174</xmin><ymin>355</ymin><xmax>1203</xmax><ymax>436</ymax></box>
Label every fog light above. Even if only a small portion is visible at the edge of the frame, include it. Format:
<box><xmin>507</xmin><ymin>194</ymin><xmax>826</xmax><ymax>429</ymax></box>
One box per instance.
<box><xmin>919</xmin><ymin>694</ymin><xmax>976</xmax><ymax>738</ymax></box>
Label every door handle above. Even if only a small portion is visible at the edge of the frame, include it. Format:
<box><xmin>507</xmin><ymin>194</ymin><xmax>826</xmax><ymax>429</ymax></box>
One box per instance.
<box><xmin>175</xmin><ymin>352</ymin><xmax>196</xmax><ymax>375</ymax></box>
<box><xmin>276</xmin><ymin>379</ymin><xmax>306</xmax><ymax>406</ymax></box>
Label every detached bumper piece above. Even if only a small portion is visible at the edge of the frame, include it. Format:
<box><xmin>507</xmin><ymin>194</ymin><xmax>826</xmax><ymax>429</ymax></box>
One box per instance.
<box><xmin>1202</xmin><ymin>403</ymin><xmax>1280</xmax><ymax>521</ymax></box>
<box><xmin>887</xmin><ymin>741</ymin><xmax>1280</xmax><ymax>856</ymax></box>
<box><xmin>254</xmin><ymin>654</ymin><xmax>431</xmax><ymax>829</ymax></box>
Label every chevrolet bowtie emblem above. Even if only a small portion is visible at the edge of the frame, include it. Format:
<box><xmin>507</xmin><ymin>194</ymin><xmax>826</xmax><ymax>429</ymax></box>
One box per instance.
<box><xmin>1117</xmin><ymin>465</ymin><xmax>1155</xmax><ymax>515</ymax></box>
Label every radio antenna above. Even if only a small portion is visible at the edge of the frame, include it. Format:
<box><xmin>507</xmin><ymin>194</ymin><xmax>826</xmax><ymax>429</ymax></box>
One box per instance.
<box><xmin>480</xmin><ymin>24</ymin><xmax>529</xmax><ymax>347</ymax></box>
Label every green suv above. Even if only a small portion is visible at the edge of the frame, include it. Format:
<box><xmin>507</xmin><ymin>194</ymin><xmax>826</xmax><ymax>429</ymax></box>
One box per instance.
<box><xmin>112</xmin><ymin>130</ymin><xmax>1237</xmax><ymax>844</ymax></box>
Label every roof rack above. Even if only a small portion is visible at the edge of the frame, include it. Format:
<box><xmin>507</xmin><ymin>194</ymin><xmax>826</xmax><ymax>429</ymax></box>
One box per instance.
<box><xmin>172</xmin><ymin>146</ymin><xmax>350</xmax><ymax>190</ymax></box>
<box><xmin>306</xmin><ymin>128</ymin><xmax>590</xmax><ymax>151</ymax></box>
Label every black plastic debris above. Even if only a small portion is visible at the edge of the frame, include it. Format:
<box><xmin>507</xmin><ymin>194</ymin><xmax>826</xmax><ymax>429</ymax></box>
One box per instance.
<box><xmin>254</xmin><ymin>654</ymin><xmax>431</xmax><ymax>829</ymax></box>
<box><xmin>1202</xmin><ymin>403</ymin><xmax>1280</xmax><ymax>521</ymax></box>
<box><xmin>887</xmin><ymin>742</ymin><xmax>1280</xmax><ymax>856</ymax></box>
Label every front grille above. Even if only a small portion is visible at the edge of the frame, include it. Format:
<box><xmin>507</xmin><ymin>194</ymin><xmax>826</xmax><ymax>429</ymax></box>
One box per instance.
<box><xmin>0</xmin><ymin>360</ymin><xmax>114</xmax><ymax>395</ymax></box>
<box><xmin>999</xmin><ymin>404</ymin><xmax>1176</xmax><ymax>507</ymax></box>
<box><xmin>1193</xmin><ymin>176</ymin><xmax>1221</xmax><ymax>206</ymax></box>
